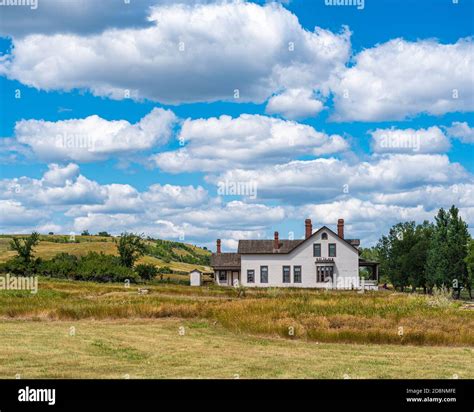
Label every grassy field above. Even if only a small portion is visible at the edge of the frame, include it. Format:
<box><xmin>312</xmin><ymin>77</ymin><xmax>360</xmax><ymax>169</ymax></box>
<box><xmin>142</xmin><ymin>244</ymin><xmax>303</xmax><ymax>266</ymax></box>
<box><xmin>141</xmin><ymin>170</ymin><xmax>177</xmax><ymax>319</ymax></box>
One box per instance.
<box><xmin>1</xmin><ymin>318</ymin><xmax>472</xmax><ymax>379</ymax></box>
<box><xmin>0</xmin><ymin>278</ymin><xmax>472</xmax><ymax>346</ymax></box>
<box><xmin>0</xmin><ymin>279</ymin><xmax>472</xmax><ymax>377</ymax></box>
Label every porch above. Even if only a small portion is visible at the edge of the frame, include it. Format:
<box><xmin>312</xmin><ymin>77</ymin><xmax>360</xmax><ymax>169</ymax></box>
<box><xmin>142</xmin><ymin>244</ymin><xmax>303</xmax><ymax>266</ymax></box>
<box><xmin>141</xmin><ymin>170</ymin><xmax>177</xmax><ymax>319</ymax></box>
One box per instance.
<box><xmin>214</xmin><ymin>268</ymin><xmax>241</xmax><ymax>287</ymax></box>
<box><xmin>359</xmin><ymin>258</ymin><xmax>379</xmax><ymax>290</ymax></box>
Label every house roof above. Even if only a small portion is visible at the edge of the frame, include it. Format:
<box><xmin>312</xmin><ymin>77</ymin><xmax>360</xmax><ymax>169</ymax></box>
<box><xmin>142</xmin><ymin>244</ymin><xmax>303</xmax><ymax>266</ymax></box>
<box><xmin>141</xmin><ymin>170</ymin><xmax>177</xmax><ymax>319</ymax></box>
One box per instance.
<box><xmin>359</xmin><ymin>258</ymin><xmax>379</xmax><ymax>265</ymax></box>
<box><xmin>238</xmin><ymin>239</ymin><xmax>304</xmax><ymax>254</ymax></box>
<box><xmin>237</xmin><ymin>226</ymin><xmax>360</xmax><ymax>255</ymax></box>
<box><xmin>210</xmin><ymin>252</ymin><xmax>241</xmax><ymax>269</ymax></box>
<box><xmin>347</xmin><ymin>239</ymin><xmax>360</xmax><ymax>247</ymax></box>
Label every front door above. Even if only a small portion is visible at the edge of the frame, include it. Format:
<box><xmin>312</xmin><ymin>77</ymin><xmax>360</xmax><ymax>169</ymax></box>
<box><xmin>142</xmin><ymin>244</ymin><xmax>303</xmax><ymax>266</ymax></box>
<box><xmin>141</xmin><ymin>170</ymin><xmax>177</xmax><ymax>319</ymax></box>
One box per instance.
<box><xmin>231</xmin><ymin>271</ymin><xmax>239</xmax><ymax>286</ymax></box>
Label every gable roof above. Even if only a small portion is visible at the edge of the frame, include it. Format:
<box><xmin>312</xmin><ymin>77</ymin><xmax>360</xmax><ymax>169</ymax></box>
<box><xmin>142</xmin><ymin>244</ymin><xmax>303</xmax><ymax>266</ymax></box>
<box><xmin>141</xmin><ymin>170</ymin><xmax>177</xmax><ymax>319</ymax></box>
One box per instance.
<box><xmin>210</xmin><ymin>252</ymin><xmax>241</xmax><ymax>269</ymax></box>
<box><xmin>238</xmin><ymin>239</ymin><xmax>304</xmax><ymax>254</ymax></box>
<box><xmin>237</xmin><ymin>226</ymin><xmax>360</xmax><ymax>255</ymax></box>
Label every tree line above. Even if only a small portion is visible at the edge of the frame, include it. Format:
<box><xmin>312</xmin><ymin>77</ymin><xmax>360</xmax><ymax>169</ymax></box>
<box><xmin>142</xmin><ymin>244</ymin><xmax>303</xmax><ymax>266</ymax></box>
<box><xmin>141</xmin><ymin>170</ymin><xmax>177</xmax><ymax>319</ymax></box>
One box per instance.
<box><xmin>365</xmin><ymin>205</ymin><xmax>473</xmax><ymax>298</ymax></box>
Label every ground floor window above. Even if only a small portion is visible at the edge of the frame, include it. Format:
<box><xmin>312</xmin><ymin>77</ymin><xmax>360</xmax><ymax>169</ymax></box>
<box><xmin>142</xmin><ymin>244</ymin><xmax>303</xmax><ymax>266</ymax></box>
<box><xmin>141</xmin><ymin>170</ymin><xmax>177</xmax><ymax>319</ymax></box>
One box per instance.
<box><xmin>283</xmin><ymin>266</ymin><xmax>291</xmax><ymax>283</ymax></box>
<box><xmin>219</xmin><ymin>271</ymin><xmax>227</xmax><ymax>281</ymax></box>
<box><xmin>260</xmin><ymin>266</ymin><xmax>268</xmax><ymax>283</ymax></box>
<box><xmin>317</xmin><ymin>266</ymin><xmax>333</xmax><ymax>283</ymax></box>
<box><xmin>294</xmin><ymin>266</ymin><xmax>302</xmax><ymax>283</ymax></box>
<box><xmin>247</xmin><ymin>269</ymin><xmax>255</xmax><ymax>283</ymax></box>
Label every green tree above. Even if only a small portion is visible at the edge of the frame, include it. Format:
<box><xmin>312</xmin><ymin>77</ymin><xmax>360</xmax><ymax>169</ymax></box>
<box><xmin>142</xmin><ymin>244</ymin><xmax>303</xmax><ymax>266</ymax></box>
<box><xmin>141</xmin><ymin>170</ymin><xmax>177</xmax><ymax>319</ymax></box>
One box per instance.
<box><xmin>426</xmin><ymin>208</ymin><xmax>450</xmax><ymax>290</ymax></box>
<box><xmin>406</xmin><ymin>221</ymin><xmax>433</xmax><ymax>293</ymax></box>
<box><xmin>376</xmin><ymin>221</ymin><xmax>432</xmax><ymax>292</ymax></box>
<box><xmin>427</xmin><ymin>206</ymin><xmax>470</xmax><ymax>297</ymax></box>
<box><xmin>464</xmin><ymin>240</ymin><xmax>474</xmax><ymax>299</ymax></box>
<box><xmin>446</xmin><ymin>206</ymin><xmax>470</xmax><ymax>298</ymax></box>
<box><xmin>115</xmin><ymin>232</ymin><xmax>147</xmax><ymax>268</ymax></box>
<box><xmin>9</xmin><ymin>232</ymin><xmax>40</xmax><ymax>264</ymax></box>
<box><xmin>377</xmin><ymin>222</ymin><xmax>415</xmax><ymax>291</ymax></box>
<box><xmin>97</xmin><ymin>231</ymin><xmax>111</xmax><ymax>237</ymax></box>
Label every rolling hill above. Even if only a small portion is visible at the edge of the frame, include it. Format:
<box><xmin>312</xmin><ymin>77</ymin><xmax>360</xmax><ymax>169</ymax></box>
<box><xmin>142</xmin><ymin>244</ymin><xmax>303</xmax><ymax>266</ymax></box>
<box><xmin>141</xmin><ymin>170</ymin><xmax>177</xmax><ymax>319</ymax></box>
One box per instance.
<box><xmin>0</xmin><ymin>234</ymin><xmax>212</xmax><ymax>275</ymax></box>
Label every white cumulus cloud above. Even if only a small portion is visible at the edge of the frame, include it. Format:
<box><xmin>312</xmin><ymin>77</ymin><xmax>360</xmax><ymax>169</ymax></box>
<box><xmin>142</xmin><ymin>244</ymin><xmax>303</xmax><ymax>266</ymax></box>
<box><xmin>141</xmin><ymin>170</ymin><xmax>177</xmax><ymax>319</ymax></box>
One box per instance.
<box><xmin>13</xmin><ymin>108</ymin><xmax>176</xmax><ymax>162</ymax></box>
<box><xmin>152</xmin><ymin>114</ymin><xmax>349</xmax><ymax>173</ymax></box>
<box><xmin>265</xmin><ymin>88</ymin><xmax>324</xmax><ymax>119</ymax></box>
<box><xmin>370</xmin><ymin>126</ymin><xmax>451</xmax><ymax>154</ymax></box>
<box><xmin>214</xmin><ymin>154</ymin><xmax>469</xmax><ymax>203</ymax></box>
<box><xmin>0</xmin><ymin>2</ymin><xmax>351</xmax><ymax>104</ymax></box>
<box><xmin>446</xmin><ymin>121</ymin><xmax>474</xmax><ymax>144</ymax></box>
<box><xmin>331</xmin><ymin>37</ymin><xmax>474</xmax><ymax>121</ymax></box>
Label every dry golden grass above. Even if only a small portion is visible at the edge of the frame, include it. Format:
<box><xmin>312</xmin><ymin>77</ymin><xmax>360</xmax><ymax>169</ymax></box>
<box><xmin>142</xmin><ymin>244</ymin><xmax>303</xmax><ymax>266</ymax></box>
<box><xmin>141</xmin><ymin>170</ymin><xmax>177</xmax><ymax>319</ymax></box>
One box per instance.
<box><xmin>0</xmin><ymin>318</ymin><xmax>472</xmax><ymax>379</ymax></box>
<box><xmin>0</xmin><ymin>279</ymin><xmax>472</xmax><ymax>347</ymax></box>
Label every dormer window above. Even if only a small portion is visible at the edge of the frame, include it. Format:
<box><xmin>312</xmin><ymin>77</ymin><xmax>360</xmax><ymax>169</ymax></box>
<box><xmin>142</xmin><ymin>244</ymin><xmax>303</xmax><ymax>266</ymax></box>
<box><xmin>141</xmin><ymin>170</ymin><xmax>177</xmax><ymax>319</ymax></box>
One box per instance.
<box><xmin>321</xmin><ymin>232</ymin><xmax>328</xmax><ymax>240</ymax></box>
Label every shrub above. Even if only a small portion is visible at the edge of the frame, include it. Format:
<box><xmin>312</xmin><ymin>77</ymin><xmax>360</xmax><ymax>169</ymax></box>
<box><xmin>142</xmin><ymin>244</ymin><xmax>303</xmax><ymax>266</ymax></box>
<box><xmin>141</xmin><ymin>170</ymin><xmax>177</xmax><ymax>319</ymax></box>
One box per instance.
<box><xmin>157</xmin><ymin>266</ymin><xmax>172</xmax><ymax>274</ymax></box>
<box><xmin>39</xmin><ymin>253</ymin><xmax>78</xmax><ymax>279</ymax></box>
<box><xmin>428</xmin><ymin>286</ymin><xmax>454</xmax><ymax>308</ymax></box>
<box><xmin>0</xmin><ymin>257</ymin><xmax>40</xmax><ymax>276</ymax></box>
<box><xmin>135</xmin><ymin>264</ymin><xmax>158</xmax><ymax>280</ymax></box>
<box><xmin>76</xmin><ymin>252</ymin><xmax>138</xmax><ymax>283</ymax></box>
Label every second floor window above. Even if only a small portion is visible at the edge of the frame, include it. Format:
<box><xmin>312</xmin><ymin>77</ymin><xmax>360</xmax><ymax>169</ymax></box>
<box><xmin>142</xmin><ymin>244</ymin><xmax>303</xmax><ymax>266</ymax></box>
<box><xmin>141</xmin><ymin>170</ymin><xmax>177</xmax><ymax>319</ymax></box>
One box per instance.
<box><xmin>294</xmin><ymin>266</ymin><xmax>302</xmax><ymax>283</ymax></box>
<box><xmin>283</xmin><ymin>266</ymin><xmax>291</xmax><ymax>283</ymax></box>
<box><xmin>260</xmin><ymin>266</ymin><xmax>268</xmax><ymax>283</ymax></box>
<box><xmin>247</xmin><ymin>269</ymin><xmax>255</xmax><ymax>283</ymax></box>
<box><xmin>313</xmin><ymin>243</ymin><xmax>321</xmax><ymax>257</ymax></box>
<box><xmin>328</xmin><ymin>243</ymin><xmax>336</xmax><ymax>257</ymax></box>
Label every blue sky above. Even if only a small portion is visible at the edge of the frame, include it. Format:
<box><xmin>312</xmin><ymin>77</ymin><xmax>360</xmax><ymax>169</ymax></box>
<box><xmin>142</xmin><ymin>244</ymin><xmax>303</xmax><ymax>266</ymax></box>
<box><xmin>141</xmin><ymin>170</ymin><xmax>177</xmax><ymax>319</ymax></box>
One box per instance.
<box><xmin>0</xmin><ymin>0</ymin><xmax>473</xmax><ymax>250</ymax></box>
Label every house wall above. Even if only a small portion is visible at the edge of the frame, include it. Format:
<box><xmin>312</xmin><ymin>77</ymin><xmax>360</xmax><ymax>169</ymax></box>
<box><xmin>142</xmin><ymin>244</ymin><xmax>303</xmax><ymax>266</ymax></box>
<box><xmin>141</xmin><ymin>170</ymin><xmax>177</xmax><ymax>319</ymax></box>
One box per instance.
<box><xmin>240</xmin><ymin>230</ymin><xmax>359</xmax><ymax>289</ymax></box>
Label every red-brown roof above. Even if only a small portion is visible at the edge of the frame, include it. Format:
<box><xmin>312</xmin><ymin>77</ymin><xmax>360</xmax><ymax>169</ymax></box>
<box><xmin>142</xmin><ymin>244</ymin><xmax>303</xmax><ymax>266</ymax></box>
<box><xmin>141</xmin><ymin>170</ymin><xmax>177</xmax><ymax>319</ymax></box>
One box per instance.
<box><xmin>210</xmin><ymin>253</ymin><xmax>241</xmax><ymax>269</ymax></box>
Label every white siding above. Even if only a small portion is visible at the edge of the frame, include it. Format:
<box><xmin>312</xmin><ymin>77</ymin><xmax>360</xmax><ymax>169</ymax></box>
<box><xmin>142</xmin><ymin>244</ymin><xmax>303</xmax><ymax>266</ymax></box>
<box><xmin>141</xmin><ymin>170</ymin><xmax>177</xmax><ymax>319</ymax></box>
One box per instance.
<box><xmin>190</xmin><ymin>270</ymin><xmax>202</xmax><ymax>286</ymax></box>
<box><xmin>240</xmin><ymin>230</ymin><xmax>359</xmax><ymax>289</ymax></box>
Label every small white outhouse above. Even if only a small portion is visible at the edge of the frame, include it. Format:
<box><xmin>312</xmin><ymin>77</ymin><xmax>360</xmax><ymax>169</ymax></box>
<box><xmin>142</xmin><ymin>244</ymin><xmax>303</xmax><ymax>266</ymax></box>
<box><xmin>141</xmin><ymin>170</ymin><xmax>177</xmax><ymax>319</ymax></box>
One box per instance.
<box><xmin>189</xmin><ymin>269</ymin><xmax>202</xmax><ymax>286</ymax></box>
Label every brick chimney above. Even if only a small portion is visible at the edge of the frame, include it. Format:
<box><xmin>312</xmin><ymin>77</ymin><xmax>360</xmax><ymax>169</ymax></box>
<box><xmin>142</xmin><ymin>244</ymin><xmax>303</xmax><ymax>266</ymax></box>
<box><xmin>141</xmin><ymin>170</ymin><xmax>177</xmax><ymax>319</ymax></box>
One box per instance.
<box><xmin>274</xmin><ymin>231</ymin><xmax>279</xmax><ymax>250</ymax></box>
<box><xmin>305</xmin><ymin>218</ymin><xmax>312</xmax><ymax>239</ymax></box>
<box><xmin>216</xmin><ymin>239</ymin><xmax>221</xmax><ymax>254</ymax></box>
<box><xmin>337</xmin><ymin>219</ymin><xmax>344</xmax><ymax>239</ymax></box>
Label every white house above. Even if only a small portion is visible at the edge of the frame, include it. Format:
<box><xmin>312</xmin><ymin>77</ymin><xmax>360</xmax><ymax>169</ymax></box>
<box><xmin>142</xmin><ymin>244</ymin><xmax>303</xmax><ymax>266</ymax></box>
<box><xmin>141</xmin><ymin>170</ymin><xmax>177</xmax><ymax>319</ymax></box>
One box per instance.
<box><xmin>210</xmin><ymin>219</ymin><xmax>378</xmax><ymax>290</ymax></box>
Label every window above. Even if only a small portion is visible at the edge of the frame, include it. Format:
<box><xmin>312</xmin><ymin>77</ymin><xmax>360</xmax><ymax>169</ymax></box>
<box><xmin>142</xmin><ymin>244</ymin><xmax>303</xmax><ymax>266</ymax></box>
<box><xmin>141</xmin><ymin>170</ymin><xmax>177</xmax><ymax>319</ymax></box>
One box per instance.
<box><xmin>321</xmin><ymin>232</ymin><xmax>328</xmax><ymax>240</ymax></box>
<box><xmin>294</xmin><ymin>266</ymin><xmax>302</xmax><ymax>283</ymax></box>
<box><xmin>328</xmin><ymin>243</ymin><xmax>336</xmax><ymax>257</ymax></box>
<box><xmin>282</xmin><ymin>266</ymin><xmax>291</xmax><ymax>283</ymax></box>
<box><xmin>313</xmin><ymin>243</ymin><xmax>321</xmax><ymax>257</ymax></box>
<box><xmin>219</xmin><ymin>271</ymin><xmax>227</xmax><ymax>281</ymax></box>
<box><xmin>317</xmin><ymin>266</ymin><xmax>333</xmax><ymax>282</ymax></box>
<box><xmin>247</xmin><ymin>269</ymin><xmax>255</xmax><ymax>283</ymax></box>
<box><xmin>260</xmin><ymin>266</ymin><xmax>268</xmax><ymax>283</ymax></box>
